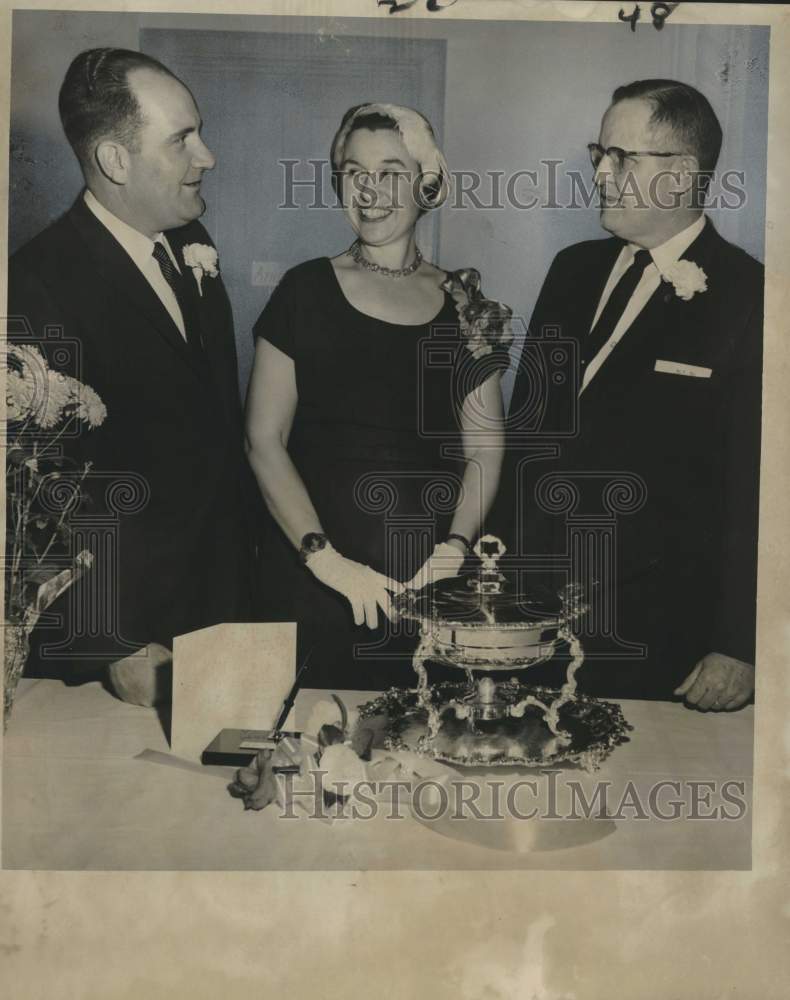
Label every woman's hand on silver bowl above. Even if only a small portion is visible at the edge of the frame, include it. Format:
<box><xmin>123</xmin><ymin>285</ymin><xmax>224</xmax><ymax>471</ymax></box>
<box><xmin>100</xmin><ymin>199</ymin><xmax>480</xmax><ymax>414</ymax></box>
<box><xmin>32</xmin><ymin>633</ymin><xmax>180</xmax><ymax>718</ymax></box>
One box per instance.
<box><xmin>405</xmin><ymin>542</ymin><xmax>465</xmax><ymax>592</ymax></box>
<box><xmin>305</xmin><ymin>542</ymin><xmax>404</xmax><ymax>629</ymax></box>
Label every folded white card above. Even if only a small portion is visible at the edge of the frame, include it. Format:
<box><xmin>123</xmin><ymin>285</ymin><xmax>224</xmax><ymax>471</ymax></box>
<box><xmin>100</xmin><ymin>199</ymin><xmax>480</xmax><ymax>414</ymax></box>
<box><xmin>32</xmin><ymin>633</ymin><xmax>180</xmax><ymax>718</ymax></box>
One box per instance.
<box><xmin>654</xmin><ymin>359</ymin><xmax>712</xmax><ymax>378</ymax></box>
<box><xmin>171</xmin><ymin>622</ymin><xmax>297</xmax><ymax>762</ymax></box>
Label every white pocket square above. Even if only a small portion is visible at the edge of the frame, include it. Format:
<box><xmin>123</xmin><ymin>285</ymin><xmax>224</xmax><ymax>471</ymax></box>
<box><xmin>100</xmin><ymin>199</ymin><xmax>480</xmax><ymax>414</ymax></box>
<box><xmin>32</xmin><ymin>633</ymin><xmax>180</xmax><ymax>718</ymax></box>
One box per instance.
<box><xmin>654</xmin><ymin>359</ymin><xmax>712</xmax><ymax>378</ymax></box>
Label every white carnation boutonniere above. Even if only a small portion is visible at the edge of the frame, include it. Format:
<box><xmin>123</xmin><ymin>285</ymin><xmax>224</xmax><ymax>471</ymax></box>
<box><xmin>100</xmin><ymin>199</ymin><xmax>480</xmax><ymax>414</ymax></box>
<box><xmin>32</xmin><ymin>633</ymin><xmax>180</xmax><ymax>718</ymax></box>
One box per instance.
<box><xmin>182</xmin><ymin>243</ymin><xmax>219</xmax><ymax>296</ymax></box>
<box><xmin>660</xmin><ymin>260</ymin><xmax>708</xmax><ymax>302</ymax></box>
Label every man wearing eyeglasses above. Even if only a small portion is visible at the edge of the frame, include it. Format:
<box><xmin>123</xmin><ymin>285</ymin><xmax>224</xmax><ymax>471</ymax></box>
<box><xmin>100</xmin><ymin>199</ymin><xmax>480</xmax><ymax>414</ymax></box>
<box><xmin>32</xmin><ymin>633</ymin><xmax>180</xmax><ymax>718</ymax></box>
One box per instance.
<box><xmin>497</xmin><ymin>79</ymin><xmax>763</xmax><ymax>711</ymax></box>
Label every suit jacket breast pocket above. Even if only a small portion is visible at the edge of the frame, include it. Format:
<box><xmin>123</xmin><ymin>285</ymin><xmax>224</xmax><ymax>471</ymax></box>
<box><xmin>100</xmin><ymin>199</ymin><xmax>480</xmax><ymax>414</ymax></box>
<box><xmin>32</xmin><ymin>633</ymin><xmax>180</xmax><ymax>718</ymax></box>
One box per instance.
<box><xmin>644</xmin><ymin>364</ymin><xmax>719</xmax><ymax>441</ymax></box>
<box><xmin>653</xmin><ymin>359</ymin><xmax>712</xmax><ymax>379</ymax></box>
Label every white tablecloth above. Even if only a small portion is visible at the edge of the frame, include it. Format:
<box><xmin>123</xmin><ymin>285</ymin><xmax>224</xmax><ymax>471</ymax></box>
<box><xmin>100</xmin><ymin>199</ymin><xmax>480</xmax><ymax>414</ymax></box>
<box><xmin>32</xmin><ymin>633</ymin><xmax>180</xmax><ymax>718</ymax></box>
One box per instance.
<box><xmin>2</xmin><ymin>678</ymin><xmax>753</xmax><ymax>870</ymax></box>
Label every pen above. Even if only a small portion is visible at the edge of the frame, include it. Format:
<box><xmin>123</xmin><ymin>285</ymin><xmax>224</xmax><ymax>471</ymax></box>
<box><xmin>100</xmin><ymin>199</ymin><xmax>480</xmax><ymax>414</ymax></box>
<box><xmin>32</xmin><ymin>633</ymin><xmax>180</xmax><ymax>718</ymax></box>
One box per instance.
<box><xmin>271</xmin><ymin>644</ymin><xmax>315</xmax><ymax>738</ymax></box>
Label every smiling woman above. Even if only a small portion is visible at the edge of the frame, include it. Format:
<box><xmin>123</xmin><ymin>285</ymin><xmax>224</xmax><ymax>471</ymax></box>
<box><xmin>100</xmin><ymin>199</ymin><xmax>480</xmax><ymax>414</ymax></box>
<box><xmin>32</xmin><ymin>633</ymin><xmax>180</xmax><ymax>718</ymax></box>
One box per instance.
<box><xmin>244</xmin><ymin>102</ymin><xmax>511</xmax><ymax>690</ymax></box>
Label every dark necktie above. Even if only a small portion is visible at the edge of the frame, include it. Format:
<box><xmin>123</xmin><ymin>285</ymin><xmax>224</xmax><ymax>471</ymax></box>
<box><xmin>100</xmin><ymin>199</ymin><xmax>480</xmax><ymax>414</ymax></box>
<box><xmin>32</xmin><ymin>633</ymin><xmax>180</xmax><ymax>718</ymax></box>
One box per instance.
<box><xmin>151</xmin><ymin>242</ymin><xmax>203</xmax><ymax>353</ymax></box>
<box><xmin>582</xmin><ymin>248</ymin><xmax>653</xmax><ymax>368</ymax></box>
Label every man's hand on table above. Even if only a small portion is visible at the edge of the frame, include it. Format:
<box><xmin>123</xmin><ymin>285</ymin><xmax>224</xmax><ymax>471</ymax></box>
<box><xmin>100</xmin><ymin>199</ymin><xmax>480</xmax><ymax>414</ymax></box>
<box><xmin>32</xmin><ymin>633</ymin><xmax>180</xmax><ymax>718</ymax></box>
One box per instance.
<box><xmin>674</xmin><ymin>652</ymin><xmax>754</xmax><ymax>711</ymax></box>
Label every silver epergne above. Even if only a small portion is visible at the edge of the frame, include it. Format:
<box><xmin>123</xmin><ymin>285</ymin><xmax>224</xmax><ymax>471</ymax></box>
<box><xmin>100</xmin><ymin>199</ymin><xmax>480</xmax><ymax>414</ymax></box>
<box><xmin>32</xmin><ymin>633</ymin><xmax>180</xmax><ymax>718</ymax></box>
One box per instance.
<box><xmin>358</xmin><ymin>535</ymin><xmax>632</xmax><ymax>769</ymax></box>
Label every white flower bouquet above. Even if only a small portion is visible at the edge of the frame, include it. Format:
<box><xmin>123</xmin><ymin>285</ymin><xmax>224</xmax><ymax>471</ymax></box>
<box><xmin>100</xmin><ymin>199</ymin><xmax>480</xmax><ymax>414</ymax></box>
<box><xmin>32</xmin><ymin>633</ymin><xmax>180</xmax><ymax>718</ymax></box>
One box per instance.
<box><xmin>4</xmin><ymin>344</ymin><xmax>107</xmax><ymax>726</ymax></box>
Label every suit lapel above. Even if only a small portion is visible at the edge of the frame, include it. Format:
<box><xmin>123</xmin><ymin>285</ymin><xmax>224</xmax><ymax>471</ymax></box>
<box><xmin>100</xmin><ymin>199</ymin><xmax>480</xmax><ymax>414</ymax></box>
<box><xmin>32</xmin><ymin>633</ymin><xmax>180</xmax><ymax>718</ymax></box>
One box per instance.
<box><xmin>165</xmin><ymin>227</ymin><xmax>220</xmax><ymax>361</ymax></box>
<box><xmin>581</xmin><ymin>280</ymin><xmax>666</xmax><ymax>399</ymax></box>
<box><xmin>574</xmin><ymin>238</ymin><xmax>625</xmax><ymax>342</ymax></box>
<box><xmin>66</xmin><ymin>195</ymin><xmax>209</xmax><ymax>381</ymax></box>
<box><xmin>166</xmin><ymin>225</ymin><xmax>238</xmax><ymax>425</ymax></box>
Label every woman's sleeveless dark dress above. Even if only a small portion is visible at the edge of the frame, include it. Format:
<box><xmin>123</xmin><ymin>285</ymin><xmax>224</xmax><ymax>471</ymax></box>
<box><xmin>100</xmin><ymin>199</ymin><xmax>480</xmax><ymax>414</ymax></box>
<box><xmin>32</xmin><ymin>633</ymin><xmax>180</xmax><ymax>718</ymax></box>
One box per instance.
<box><xmin>252</xmin><ymin>257</ymin><xmax>505</xmax><ymax>689</ymax></box>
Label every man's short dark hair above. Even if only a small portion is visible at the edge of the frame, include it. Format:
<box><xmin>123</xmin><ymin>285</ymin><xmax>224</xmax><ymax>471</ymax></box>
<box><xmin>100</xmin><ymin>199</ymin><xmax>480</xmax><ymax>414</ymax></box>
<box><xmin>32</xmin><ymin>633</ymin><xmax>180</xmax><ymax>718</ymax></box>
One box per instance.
<box><xmin>59</xmin><ymin>48</ymin><xmax>178</xmax><ymax>168</ymax></box>
<box><xmin>612</xmin><ymin>79</ymin><xmax>723</xmax><ymax>176</ymax></box>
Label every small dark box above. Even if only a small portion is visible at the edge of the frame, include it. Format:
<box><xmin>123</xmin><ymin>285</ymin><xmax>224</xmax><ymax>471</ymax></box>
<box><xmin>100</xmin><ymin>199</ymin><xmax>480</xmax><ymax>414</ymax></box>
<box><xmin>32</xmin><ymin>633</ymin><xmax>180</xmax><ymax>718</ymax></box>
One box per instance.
<box><xmin>201</xmin><ymin>728</ymin><xmax>302</xmax><ymax>767</ymax></box>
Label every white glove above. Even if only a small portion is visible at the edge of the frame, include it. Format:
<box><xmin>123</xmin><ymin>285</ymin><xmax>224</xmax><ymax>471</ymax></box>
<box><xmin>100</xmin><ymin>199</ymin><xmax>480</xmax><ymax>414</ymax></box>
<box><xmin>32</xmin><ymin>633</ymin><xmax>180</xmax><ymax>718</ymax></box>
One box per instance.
<box><xmin>404</xmin><ymin>542</ymin><xmax>465</xmax><ymax>591</ymax></box>
<box><xmin>306</xmin><ymin>543</ymin><xmax>404</xmax><ymax>629</ymax></box>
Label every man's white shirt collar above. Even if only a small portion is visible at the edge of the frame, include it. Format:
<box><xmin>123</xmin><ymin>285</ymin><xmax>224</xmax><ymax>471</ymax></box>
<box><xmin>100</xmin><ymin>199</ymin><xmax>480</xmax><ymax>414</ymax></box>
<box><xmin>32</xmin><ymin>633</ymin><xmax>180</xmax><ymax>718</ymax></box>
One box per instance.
<box><xmin>628</xmin><ymin>213</ymin><xmax>706</xmax><ymax>275</ymax></box>
<box><xmin>83</xmin><ymin>189</ymin><xmax>178</xmax><ymax>270</ymax></box>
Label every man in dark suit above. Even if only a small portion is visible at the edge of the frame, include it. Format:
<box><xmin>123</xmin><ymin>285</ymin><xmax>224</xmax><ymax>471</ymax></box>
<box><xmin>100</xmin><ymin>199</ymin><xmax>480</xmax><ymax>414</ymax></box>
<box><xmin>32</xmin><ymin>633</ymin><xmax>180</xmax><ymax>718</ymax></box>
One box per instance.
<box><xmin>495</xmin><ymin>79</ymin><xmax>762</xmax><ymax>709</ymax></box>
<box><xmin>8</xmin><ymin>48</ymin><xmax>253</xmax><ymax>703</ymax></box>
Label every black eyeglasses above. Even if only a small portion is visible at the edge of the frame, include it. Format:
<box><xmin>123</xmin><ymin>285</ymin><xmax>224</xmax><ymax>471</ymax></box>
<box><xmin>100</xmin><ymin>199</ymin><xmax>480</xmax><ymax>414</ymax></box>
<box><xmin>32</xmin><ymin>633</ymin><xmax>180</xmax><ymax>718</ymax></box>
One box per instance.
<box><xmin>587</xmin><ymin>142</ymin><xmax>683</xmax><ymax>172</ymax></box>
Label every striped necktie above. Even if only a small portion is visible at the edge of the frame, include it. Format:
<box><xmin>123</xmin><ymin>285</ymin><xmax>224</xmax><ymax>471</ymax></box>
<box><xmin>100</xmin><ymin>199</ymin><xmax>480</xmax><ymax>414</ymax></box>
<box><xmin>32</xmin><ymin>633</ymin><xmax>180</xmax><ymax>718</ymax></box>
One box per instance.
<box><xmin>152</xmin><ymin>242</ymin><xmax>203</xmax><ymax>353</ymax></box>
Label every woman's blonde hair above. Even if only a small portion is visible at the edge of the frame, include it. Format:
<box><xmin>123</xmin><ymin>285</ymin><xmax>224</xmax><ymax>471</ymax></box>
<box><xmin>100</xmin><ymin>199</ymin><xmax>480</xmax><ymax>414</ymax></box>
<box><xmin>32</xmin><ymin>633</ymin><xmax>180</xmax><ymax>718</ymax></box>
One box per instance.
<box><xmin>330</xmin><ymin>102</ymin><xmax>451</xmax><ymax>210</ymax></box>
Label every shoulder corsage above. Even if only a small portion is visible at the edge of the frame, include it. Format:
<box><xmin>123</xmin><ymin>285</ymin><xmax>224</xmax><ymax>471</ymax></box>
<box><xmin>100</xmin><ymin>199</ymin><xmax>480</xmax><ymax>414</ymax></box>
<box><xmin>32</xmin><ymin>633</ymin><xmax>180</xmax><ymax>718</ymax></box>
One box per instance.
<box><xmin>182</xmin><ymin>243</ymin><xmax>219</xmax><ymax>296</ymax></box>
<box><xmin>441</xmin><ymin>268</ymin><xmax>513</xmax><ymax>360</ymax></box>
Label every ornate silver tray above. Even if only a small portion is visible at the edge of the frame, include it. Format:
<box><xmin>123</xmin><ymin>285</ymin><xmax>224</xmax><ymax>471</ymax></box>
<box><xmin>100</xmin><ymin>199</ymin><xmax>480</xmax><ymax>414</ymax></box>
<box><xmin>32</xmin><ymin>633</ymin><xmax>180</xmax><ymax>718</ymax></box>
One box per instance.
<box><xmin>357</xmin><ymin>682</ymin><xmax>633</xmax><ymax>771</ymax></box>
